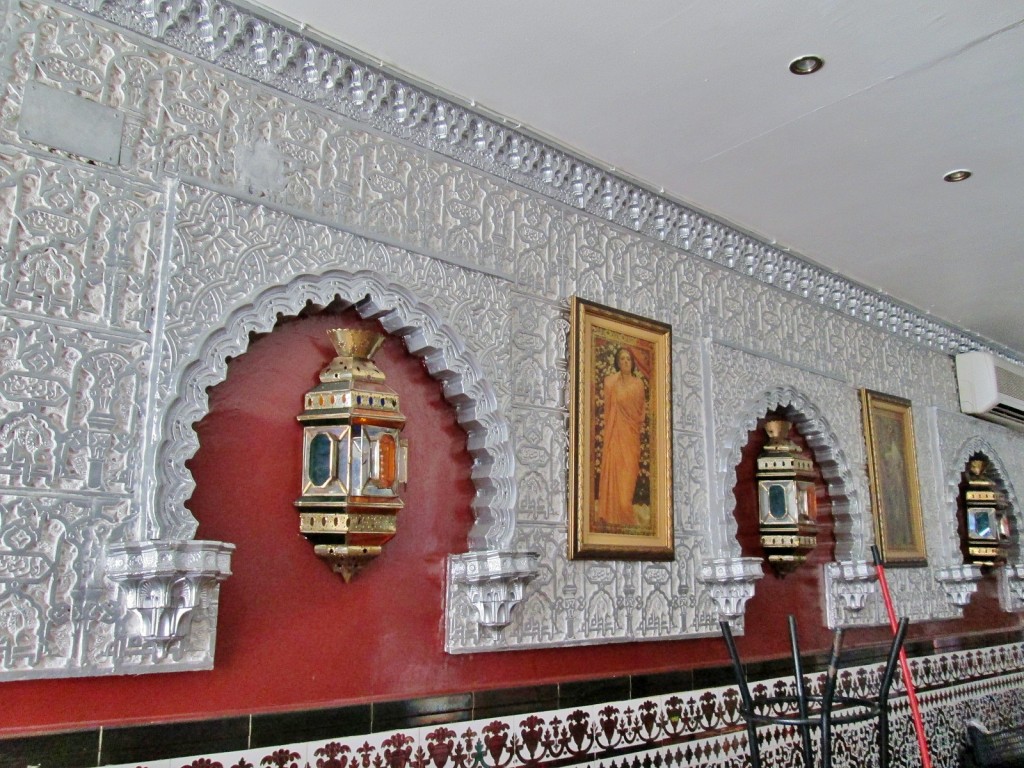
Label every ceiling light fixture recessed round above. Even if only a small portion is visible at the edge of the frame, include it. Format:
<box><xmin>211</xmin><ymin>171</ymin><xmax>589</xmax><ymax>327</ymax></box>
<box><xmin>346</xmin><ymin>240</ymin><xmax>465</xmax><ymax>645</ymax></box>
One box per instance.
<box><xmin>943</xmin><ymin>169</ymin><xmax>972</xmax><ymax>183</ymax></box>
<box><xmin>789</xmin><ymin>56</ymin><xmax>824</xmax><ymax>75</ymax></box>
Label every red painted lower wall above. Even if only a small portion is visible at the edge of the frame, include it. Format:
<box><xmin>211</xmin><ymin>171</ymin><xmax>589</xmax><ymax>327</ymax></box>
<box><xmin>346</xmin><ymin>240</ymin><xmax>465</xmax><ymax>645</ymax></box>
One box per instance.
<box><xmin>2</xmin><ymin>311</ymin><xmax>1020</xmax><ymax>735</ymax></box>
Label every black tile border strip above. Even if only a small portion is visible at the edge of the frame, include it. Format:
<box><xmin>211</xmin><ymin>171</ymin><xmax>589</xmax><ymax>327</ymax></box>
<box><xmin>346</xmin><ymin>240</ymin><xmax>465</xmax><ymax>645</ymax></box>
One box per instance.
<box><xmin>250</xmin><ymin>703</ymin><xmax>371</xmax><ymax>748</ymax></box>
<box><xmin>2</xmin><ymin>628</ymin><xmax>1021</xmax><ymax>768</ymax></box>
<box><xmin>100</xmin><ymin>716</ymin><xmax>250</xmax><ymax>765</ymax></box>
<box><xmin>0</xmin><ymin>729</ymin><xmax>99</xmax><ymax>768</ymax></box>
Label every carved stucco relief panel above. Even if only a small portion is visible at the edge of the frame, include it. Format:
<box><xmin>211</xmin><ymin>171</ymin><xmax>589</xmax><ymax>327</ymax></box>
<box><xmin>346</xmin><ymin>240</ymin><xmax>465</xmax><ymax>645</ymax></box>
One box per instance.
<box><xmin>0</xmin><ymin>151</ymin><xmax>164</xmax><ymax>336</ymax></box>
<box><xmin>703</xmin><ymin>264</ymin><xmax>959</xmax><ymax>412</ymax></box>
<box><xmin>0</xmin><ymin>316</ymin><xmax>148</xmax><ymax>496</ymax></box>
<box><xmin>509</xmin><ymin>291</ymin><xmax>569</xmax><ymax>413</ymax></box>
<box><xmin>5</xmin><ymin>1</ymin><xmax>587</xmax><ymax>299</ymax></box>
<box><xmin>458</xmin><ymin>519</ymin><xmax>712</xmax><ymax>651</ymax></box>
<box><xmin>0</xmin><ymin>493</ymin><xmax>125</xmax><ymax>672</ymax></box>
<box><xmin>0</xmin><ymin>0</ymin><xmax>1018</xmax><ymax>675</ymax></box>
<box><xmin>511</xmin><ymin>403</ymin><xmax>567</xmax><ymax>528</ymax></box>
<box><xmin>165</xmin><ymin>186</ymin><xmax>511</xmax><ymax>387</ymax></box>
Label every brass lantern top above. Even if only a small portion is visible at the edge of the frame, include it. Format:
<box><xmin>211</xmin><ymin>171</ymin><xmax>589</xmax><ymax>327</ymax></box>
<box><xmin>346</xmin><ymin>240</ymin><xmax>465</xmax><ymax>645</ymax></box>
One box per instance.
<box><xmin>965</xmin><ymin>458</ymin><xmax>999</xmax><ymax>505</ymax></box>
<box><xmin>299</xmin><ymin>328</ymin><xmax>404</xmax><ymax>425</ymax></box>
<box><xmin>757</xmin><ymin>418</ymin><xmax>814</xmax><ymax>479</ymax></box>
<box><xmin>321</xmin><ymin>328</ymin><xmax>387</xmax><ymax>383</ymax></box>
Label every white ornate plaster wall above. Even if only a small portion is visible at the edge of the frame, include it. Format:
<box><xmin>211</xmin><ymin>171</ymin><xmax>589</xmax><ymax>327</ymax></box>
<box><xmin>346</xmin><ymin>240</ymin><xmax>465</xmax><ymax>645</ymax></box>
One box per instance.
<box><xmin>0</xmin><ymin>0</ymin><xmax>1023</xmax><ymax>678</ymax></box>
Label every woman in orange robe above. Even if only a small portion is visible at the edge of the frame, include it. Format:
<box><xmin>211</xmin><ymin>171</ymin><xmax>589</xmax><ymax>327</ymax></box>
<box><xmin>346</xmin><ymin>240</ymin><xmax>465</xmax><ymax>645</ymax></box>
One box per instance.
<box><xmin>597</xmin><ymin>347</ymin><xmax>647</xmax><ymax>528</ymax></box>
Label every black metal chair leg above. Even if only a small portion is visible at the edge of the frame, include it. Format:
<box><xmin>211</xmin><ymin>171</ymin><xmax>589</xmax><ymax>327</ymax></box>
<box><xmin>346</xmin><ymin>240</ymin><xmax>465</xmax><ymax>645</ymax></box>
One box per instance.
<box><xmin>721</xmin><ymin>614</ymin><xmax>908</xmax><ymax>768</ymax></box>
<box><xmin>788</xmin><ymin>615</ymin><xmax>816</xmax><ymax>768</ymax></box>
<box><xmin>720</xmin><ymin>620</ymin><xmax>763</xmax><ymax>768</ymax></box>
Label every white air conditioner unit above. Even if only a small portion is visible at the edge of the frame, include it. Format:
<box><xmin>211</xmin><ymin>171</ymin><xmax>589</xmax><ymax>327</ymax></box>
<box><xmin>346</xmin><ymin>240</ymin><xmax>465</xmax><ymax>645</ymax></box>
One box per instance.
<box><xmin>955</xmin><ymin>351</ymin><xmax>1024</xmax><ymax>430</ymax></box>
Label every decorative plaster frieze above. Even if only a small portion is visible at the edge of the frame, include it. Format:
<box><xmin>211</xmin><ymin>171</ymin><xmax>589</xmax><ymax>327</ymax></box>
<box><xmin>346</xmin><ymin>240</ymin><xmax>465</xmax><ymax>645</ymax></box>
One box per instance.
<box><xmin>447</xmin><ymin>550</ymin><xmax>540</xmax><ymax>631</ymax></box>
<box><xmin>933</xmin><ymin>564</ymin><xmax>984</xmax><ymax>608</ymax></box>
<box><xmin>698</xmin><ymin>557</ymin><xmax>763</xmax><ymax>622</ymax></box>
<box><xmin>104</xmin><ymin>539</ymin><xmax>234</xmax><ymax>661</ymax></box>
<box><xmin>53</xmin><ymin>0</ymin><xmax>1024</xmax><ymax>369</ymax></box>
<box><xmin>854</xmin><ymin>564</ymin><xmax>962</xmax><ymax>626</ymax></box>
<box><xmin>824</xmin><ymin>560</ymin><xmax>878</xmax><ymax>628</ymax></box>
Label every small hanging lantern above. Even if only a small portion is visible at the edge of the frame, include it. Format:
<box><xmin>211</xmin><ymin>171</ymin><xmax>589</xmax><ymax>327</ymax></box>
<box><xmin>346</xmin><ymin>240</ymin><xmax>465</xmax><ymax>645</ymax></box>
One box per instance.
<box><xmin>755</xmin><ymin>418</ymin><xmax>818</xmax><ymax>575</ymax></box>
<box><xmin>295</xmin><ymin>328</ymin><xmax>408</xmax><ymax>581</ymax></box>
<box><xmin>963</xmin><ymin>457</ymin><xmax>1009</xmax><ymax>566</ymax></box>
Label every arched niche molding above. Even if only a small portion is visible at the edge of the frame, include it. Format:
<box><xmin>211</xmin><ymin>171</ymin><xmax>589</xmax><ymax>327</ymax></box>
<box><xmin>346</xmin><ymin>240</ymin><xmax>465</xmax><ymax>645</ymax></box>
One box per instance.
<box><xmin>108</xmin><ymin>270</ymin><xmax>537</xmax><ymax>668</ymax></box>
<box><xmin>153</xmin><ymin>269</ymin><xmax>517</xmax><ymax>551</ymax></box>
<box><xmin>701</xmin><ymin>385</ymin><xmax>876</xmax><ymax>626</ymax></box>
<box><xmin>935</xmin><ymin>437</ymin><xmax>1024</xmax><ymax>611</ymax></box>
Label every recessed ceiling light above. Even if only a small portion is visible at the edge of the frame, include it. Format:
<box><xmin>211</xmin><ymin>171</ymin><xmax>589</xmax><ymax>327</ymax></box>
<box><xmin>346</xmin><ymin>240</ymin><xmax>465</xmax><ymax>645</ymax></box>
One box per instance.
<box><xmin>943</xmin><ymin>169</ymin><xmax>972</xmax><ymax>183</ymax></box>
<box><xmin>789</xmin><ymin>56</ymin><xmax>824</xmax><ymax>75</ymax></box>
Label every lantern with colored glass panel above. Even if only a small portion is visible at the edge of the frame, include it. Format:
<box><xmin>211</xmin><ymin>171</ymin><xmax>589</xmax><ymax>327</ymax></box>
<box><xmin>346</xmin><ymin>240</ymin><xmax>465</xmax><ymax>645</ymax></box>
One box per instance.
<box><xmin>964</xmin><ymin>457</ymin><xmax>1009</xmax><ymax>566</ymax></box>
<box><xmin>295</xmin><ymin>328</ymin><xmax>408</xmax><ymax>581</ymax></box>
<box><xmin>756</xmin><ymin>418</ymin><xmax>818</xmax><ymax>575</ymax></box>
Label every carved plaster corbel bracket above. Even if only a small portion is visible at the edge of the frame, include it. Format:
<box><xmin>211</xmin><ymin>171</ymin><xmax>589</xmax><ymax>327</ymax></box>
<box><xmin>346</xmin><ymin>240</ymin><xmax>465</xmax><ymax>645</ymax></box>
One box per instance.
<box><xmin>699</xmin><ymin>557</ymin><xmax>764</xmax><ymax>622</ymax></box>
<box><xmin>448</xmin><ymin>550</ymin><xmax>539</xmax><ymax>629</ymax></box>
<box><xmin>823</xmin><ymin>560</ymin><xmax>877</xmax><ymax>627</ymax></box>
<box><xmin>105</xmin><ymin>540</ymin><xmax>235</xmax><ymax>660</ymax></box>
<box><xmin>997</xmin><ymin>563</ymin><xmax>1024</xmax><ymax>612</ymax></box>
<box><xmin>933</xmin><ymin>563</ymin><xmax>984</xmax><ymax>608</ymax></box>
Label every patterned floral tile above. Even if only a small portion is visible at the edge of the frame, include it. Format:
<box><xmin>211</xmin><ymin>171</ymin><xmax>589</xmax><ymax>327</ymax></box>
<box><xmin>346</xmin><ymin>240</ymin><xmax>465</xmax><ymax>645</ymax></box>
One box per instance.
<box><xmin>306</xmin><ymin>726</ymin><xmax>423</xmax><ymax>768</ymax></box>
<box><xmin>89</xmin><ymin>643</ymin><xmax>1024</xmax><ymax>768</ymax></box>
<box><xmin>167</xmin><ymin>741</ymin><xmax>309</xmax><ymax>768</ymax></box>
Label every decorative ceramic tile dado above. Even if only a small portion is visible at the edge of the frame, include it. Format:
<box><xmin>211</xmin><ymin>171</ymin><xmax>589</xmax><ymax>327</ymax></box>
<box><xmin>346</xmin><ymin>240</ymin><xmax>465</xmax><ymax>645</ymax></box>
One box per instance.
<box><xmin>99</xmin><ymin>642</ymin><xmax>1024</xmax><ymax>768</ymax></box>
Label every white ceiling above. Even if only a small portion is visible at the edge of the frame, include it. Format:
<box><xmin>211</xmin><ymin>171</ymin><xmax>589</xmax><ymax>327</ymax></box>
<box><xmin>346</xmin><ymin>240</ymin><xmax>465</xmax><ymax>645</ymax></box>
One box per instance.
<box><xmin>253</xmin><ymin>0</ymin><xmax>1024</xmax><ymax>355</ymax></box>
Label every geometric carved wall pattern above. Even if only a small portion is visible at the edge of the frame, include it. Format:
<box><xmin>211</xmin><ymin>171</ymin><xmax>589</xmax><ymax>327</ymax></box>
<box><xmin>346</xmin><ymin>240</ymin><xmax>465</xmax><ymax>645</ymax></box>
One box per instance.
<box><xmin>0</xmin><ymin>0</ymin><xmax>1023</xmax><ymax>678</ymax></box>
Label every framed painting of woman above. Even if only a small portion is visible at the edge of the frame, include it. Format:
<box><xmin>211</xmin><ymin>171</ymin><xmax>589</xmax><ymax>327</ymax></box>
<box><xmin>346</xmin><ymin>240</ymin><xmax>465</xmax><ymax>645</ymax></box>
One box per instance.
<box><xmin>568</xmin><ymin>297</ymin><xmax>674</xmax><ymax>560</ymax></box>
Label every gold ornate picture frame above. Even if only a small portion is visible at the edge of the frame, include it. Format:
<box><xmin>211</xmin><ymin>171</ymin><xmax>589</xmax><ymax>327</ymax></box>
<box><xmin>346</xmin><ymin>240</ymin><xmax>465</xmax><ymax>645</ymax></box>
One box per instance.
<box><xmin>568</xmin><ymin>297</ymin><xmax>674</xmax><ymax>560</ymax></box>
<box><xmin>859</xmin><ymin>389</ymin><xmax>928</xmax><ymax>565</ymax></box>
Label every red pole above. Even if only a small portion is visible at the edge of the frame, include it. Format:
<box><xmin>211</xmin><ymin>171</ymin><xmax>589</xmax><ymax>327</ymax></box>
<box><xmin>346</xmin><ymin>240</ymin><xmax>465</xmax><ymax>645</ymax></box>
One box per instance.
<box><xmin>872</xmin><ymin>546</ymin><xmax>932</xmax><ymax>768</ymax></box>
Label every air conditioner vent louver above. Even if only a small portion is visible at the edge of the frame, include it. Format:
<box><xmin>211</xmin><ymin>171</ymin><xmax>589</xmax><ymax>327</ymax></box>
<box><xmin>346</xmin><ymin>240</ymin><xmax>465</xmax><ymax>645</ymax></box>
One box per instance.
<box><xmin>956</xmin><ymin>351</ymin><xmax>1024</xmax><ymax>431</ymax></box>
<box><xmin>994</xmin><ymin>365</ymin><xmax>1024</xmax><ymax>402</ymax></box>
<box><xmin>991</xmin><ymin>402</ymin><xmax>1024</xmax><ymax>422</ymax></box>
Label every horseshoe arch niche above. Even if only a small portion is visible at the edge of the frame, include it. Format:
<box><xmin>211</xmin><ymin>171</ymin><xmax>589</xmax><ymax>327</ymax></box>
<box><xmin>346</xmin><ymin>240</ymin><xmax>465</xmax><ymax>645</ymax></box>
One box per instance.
<box><xmin>700</xmin><ymin>385</ymin><xmax>877</xmax><ymax>627</ymax></box>
<box><xmin>936</xmin><ymin>437</ymin><xmax>1024</xmax><ymax>611</ymax></box>
<box><xmin>105</xmin><ymin>268</ymin><xmax>538</xmax><ymax>670</ymax></box>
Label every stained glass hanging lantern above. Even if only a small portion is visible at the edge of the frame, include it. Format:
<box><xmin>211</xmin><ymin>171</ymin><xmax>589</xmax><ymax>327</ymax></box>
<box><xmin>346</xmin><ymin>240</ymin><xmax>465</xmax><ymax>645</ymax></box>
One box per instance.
<box><xmin>755</xmin><ymin>418</ymin><xmax>818</xmax><ymax>575</ymax></box>
<box><xmin>963</xmin><ymin>457</ymin><xmax>1009</xmax><ymax>566</ymax></box>
<box><xmin>295</xmin><ymin>328</ymin><xmax>408</xmax><ymax>581</ymax></box>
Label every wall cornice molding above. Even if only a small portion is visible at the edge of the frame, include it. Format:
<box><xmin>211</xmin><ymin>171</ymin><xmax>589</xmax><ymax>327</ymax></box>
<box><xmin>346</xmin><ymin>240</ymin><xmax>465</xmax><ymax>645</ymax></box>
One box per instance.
<box><xmin>57</xmin><ymin>0</ymin><xmax>1024</xmax><ymax>368</ymax></box>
